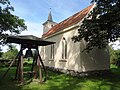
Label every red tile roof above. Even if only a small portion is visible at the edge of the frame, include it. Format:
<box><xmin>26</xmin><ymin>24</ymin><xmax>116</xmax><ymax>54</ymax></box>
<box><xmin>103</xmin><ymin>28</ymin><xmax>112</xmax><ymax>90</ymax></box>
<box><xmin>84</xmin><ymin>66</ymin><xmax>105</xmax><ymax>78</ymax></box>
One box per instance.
<box><xmin>43</xmin><ymin>4</ymin><xmax>93</xmax><ymax>37</ymax></box>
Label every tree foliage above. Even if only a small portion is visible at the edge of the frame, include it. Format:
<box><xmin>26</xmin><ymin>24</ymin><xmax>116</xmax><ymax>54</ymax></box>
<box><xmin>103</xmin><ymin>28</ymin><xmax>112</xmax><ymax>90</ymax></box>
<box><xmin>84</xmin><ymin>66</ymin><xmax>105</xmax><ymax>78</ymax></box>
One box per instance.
<box><xmin>72</xmin><ymin>0</ymin><xmax>120</xmax><ymax>52</ymax></box>
<box><xmin>0</xmin><ymin>0</ymin><xmax>27</xmax><ymax>47</ymax></box>
<box><xmin>2</xmin><ymin>45</ymin><xmax>18</xmax><ymax>60</ymax></box>
<box><xmin>109</xmin><ymin>44</ymin><xmax>120</xmax><ymax>68</ymax></box>
<box><xmin>109</xmin><ymin>44</ymin><xmax>118</xmax><ymax>63</ymax></box>
<box><xmin>0</xmin><ymin>51</ymin><xmax>3</xmax><ymax>58</ymax></box>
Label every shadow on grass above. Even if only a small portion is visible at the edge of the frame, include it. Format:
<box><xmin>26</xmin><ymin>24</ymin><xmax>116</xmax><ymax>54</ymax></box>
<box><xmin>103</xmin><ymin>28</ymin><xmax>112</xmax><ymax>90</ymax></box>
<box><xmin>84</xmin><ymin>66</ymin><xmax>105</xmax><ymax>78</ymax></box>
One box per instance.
<box><xmin>0</xmin><ymin>66</ymin><xmax>120</xmax><ymax>90</ymax></box>
<box><xmin>0</xmin><ymin>67</ymin><xmax>22</xmax><ymax>90</ymax></box>
<box><xmin>29</xmin><ymin>68</ymin><xmax>120</xmax><ymax>90</ymax></box>
<box><xmin>0</xmin><ymin>67</ymin><xmax>33</xmax><ymax>90</ymax></box>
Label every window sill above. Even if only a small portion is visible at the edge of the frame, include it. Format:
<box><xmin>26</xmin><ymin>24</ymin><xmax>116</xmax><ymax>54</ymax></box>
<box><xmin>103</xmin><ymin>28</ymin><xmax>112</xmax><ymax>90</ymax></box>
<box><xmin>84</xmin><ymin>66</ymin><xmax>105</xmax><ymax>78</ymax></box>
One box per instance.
<box><xmin>48</xmin><ymin>59</ymin><xmax>54</xmax><ymax>61</ymax></box>
<box><xmin>59</xmin><ymin>59</ymin><xmax>67</xmax><ymax>62</ymax></box>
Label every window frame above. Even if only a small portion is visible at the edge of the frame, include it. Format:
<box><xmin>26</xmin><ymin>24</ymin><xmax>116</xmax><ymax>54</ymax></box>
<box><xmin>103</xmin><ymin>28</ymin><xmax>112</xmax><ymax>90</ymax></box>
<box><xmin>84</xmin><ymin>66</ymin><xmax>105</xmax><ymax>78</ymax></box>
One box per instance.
<box><xmin>62</xmin><ymin>37</ymin><xmax>67</xmax><ymax>59</ymax></box>
<box><xmin>50</xmin><ymin>44</ymin><xmax>54</xmax><ymax>59</ymax></box>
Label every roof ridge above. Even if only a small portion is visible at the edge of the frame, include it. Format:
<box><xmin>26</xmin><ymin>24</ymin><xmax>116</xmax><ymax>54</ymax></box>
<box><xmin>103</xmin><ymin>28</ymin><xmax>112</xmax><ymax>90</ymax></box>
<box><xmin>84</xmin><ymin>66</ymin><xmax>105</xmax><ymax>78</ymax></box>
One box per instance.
<box><xmin>43</xmin><ymin>4</ymin><xmax>94</xmax><ymax>37</ymax></box>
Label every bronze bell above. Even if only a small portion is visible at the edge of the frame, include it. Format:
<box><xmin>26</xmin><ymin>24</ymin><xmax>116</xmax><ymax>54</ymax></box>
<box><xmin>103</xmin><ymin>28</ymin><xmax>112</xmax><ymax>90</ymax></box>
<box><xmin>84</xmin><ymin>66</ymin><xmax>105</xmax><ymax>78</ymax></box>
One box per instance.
<box><xmin>24</xmin><ymin>49</ymin><xmax>33</xmax><ymax>58</ymax></box>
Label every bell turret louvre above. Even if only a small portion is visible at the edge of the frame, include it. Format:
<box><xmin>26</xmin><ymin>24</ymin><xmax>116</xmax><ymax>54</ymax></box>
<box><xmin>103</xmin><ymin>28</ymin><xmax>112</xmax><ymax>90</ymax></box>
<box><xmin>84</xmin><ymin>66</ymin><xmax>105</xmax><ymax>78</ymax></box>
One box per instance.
<box><xmin>43</xmin><ymin>11</ymin><xmax>57</xmax><ymax>34</ymax></box>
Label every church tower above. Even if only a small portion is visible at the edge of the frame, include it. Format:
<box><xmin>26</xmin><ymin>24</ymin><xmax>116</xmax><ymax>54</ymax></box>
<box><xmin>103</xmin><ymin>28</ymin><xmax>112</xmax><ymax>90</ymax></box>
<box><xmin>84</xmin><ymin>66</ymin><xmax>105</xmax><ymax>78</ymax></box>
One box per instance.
<box><xmin>43</xmin><ymin>11</ymin><xmax>57</xmax><ymax>34</ymax></box>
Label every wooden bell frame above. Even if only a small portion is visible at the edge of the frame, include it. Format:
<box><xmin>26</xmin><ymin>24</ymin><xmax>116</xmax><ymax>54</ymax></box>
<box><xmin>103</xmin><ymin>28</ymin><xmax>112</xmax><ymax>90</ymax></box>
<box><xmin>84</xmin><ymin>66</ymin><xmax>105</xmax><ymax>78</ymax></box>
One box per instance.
<box><xmin>2</xmin><ymin>44</ymin><xmax>47</xmax><ymax>84</ymax></box>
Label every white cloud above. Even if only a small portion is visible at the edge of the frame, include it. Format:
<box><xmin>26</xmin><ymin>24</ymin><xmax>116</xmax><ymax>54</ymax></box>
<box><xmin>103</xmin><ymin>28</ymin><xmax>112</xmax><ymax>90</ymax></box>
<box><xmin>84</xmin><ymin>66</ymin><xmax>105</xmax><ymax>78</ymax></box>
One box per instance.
<box><xmin>109</xmin><ymin>40</ymin><xmax>120</xmax><ymax>50</ymax></box>
<box><xmin>20</xmin><ymin>21</ymin><xmax>43</xmax><ymax>38</ymax></box>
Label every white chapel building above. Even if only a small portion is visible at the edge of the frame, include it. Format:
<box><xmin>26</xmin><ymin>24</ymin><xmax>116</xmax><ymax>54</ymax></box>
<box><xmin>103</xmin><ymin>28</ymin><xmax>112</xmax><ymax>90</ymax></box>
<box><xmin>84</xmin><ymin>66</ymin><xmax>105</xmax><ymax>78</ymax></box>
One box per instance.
<box><xmin>40</xmin><ymin>4</ymin><xmax>110</xmax><ymax>75</ymax></box>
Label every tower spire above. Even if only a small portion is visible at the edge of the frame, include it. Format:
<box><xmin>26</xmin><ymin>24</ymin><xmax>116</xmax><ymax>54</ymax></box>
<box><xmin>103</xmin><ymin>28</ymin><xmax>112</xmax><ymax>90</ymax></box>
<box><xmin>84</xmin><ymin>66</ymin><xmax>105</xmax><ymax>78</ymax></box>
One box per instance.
<box><xmin>47</xmin><ymin>8</ymin><xmax>53</xmax><ymax>21</ymax></box>
<box><xmin>43</xmin><ymin>8</ymin><xmax>57</xmax><ymax>34</ymax></box>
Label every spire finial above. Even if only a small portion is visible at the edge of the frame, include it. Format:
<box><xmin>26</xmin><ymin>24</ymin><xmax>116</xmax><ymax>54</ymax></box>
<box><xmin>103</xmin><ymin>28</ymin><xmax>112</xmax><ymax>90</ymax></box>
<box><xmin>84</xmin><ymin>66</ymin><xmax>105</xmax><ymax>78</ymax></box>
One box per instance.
<box><xmin>48</xmin><ymin>8</ymin><xmax>53</xmax><ymax>21</ymax></box>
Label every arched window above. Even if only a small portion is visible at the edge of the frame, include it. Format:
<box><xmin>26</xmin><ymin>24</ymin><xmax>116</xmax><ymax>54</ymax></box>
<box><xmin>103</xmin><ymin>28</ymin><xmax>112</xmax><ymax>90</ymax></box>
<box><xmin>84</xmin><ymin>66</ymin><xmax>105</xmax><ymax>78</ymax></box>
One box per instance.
<box><xmin>50</xmin><ymin>44</ymin><xmax>54</xmax><ymax>59</ymax></box>
<box><xmin>62</xmin><ymin>37</ymin><xmax>67</xmax><ymax>59</ymax></box>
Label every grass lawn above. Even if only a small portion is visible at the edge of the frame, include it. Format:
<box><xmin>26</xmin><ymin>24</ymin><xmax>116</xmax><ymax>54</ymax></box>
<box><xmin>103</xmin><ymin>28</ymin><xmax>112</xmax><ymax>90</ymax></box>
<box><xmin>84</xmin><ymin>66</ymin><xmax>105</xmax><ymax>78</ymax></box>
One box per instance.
<box><xmin>0</xmin><ymin>65</ymin><xmax>120</xmax><ymax>90</ymax></box>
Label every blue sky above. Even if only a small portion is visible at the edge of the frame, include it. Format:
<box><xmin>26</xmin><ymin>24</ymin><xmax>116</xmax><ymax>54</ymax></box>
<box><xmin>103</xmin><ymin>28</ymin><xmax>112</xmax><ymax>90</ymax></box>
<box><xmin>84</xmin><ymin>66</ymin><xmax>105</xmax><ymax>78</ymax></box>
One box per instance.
<box><xmin>2</xmin><ymin>0</ymin><xmax>120</xmax><ymax>51</ymax></box>
<box><xmin>10</xmin><ymin>0</ymin><xmax>92</xmax><ymax>37</ymax></box>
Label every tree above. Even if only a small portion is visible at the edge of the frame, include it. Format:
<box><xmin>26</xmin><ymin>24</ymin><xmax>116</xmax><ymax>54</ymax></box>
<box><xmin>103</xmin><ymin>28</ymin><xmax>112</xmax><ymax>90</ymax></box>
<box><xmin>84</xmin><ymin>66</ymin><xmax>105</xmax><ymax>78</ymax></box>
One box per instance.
<box><xmin>2</xmin><ymin>45</ymin><xmax>18</xmax><ymax>60</ymax></box>
<box><xmin>72</xmin><ymin>0</ymin><xmax>120</xmax><ymax>52</ymax></box>
<box><xmin>0</xmin><ymin>0</ymin><xmax>27</xmax><ymax>48</ymax></box>
<box><xmin>0</xmin><ymin>51</ymin><xmax>3</xmax><ymax>58</ymax></box>
<box><xmin>109</xmin><ymin>44</ymin><xmax>118</xmax><ymax>64</ymax></box>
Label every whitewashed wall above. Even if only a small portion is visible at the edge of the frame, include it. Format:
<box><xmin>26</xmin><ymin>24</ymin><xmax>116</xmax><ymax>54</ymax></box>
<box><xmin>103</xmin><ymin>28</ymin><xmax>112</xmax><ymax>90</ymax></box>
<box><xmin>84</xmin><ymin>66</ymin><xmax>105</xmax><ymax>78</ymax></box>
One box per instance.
<box><xmin>40</xmin><ymin>24</ymin><xmax>110</xmax><ymax>72</ymax></box>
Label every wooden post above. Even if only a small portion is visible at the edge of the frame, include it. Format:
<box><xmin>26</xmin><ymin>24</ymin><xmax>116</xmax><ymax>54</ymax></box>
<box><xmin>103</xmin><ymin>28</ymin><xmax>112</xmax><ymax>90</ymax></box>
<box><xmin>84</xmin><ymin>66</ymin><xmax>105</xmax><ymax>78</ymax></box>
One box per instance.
<box><xmin>37</xmin><ymin>49</ymin><xmax>47</xmax><ymax>82</ymax></box>
<box><xmin>34</xmin><ymin>57</ymin><xmax>37</xmax><ymax>79</ymax></box>
<box><xmin>18</xmin><ymin>58</ymin><xmax>21</xmax><ymax>81</ymax></box>
<box><xmin>20</xmin><ymin>51</ymin><xmax>24</xmax><ymax>84</ymax></box>
<box><xmin>37</xmin><ymin>57</ymin><xmax>42</xmax><ymax>83</ymax></box>
<box><xmin>15</xmin><ymin>56</ymin><xmax>21</xmax><ymax>80</ymax></box>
